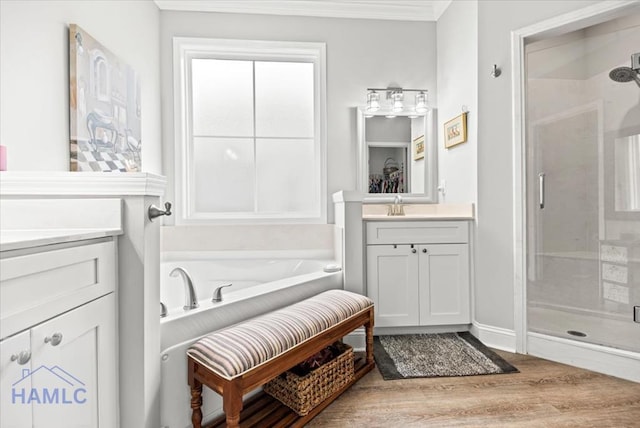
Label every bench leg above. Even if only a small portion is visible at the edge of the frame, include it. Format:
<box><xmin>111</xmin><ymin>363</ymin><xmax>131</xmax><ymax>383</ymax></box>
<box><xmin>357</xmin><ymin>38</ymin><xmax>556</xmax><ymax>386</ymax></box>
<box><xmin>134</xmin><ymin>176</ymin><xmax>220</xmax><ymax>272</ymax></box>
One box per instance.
<box><xmin>223</xmin><ymin>380</ymin><xmax>243</xmax><ymax>428</ymax></box>
<box><xmin>190</xmin><ymin>379</ymin><xmax>203</xmax><ymax>428</ymax></box>
<box><xmin>365</xmin><ymin>308</ymin><xmax>374</xmax><ymax>366</ymax></box>
<box><xmin>188</xmin><ymin>358</ymin><xmax>203</xmax><ymax>428</ymax></box>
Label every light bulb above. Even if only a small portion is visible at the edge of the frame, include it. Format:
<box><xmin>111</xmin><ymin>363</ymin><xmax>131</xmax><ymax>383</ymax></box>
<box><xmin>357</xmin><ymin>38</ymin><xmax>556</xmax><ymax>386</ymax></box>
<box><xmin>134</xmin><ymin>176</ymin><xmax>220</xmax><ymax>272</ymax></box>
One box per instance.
<box><xmin>366</xmin><ymin>91</ymin><xmax>380</xmax><ymax>112</ymax></box>
<box><xmin>415</xmin><ymin>91</ymin><xmax>429</xmax><ymax>114</ymax></box>
<box><xmin>391</xmin><ymin>91</ymin><xmax>404</xmax><ymax>113</ymax></box>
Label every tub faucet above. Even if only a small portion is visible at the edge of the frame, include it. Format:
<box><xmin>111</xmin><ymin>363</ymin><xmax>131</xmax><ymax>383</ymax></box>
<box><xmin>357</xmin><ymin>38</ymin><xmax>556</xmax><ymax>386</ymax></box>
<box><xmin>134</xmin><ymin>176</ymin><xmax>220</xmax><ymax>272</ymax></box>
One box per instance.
<box><xmin>212</xmin><ymin>283</ymin><xmax>232</xmax><ymax>303</ymax></box>
<box><xmin>160</xmin><ymin>302</ymin><xmax>168</xmax><ymax>318</ymax></box>
<box><xmin>170</xmin><ymin>267</ymin><xmax>199</xmax><ymax>310</ymax></box>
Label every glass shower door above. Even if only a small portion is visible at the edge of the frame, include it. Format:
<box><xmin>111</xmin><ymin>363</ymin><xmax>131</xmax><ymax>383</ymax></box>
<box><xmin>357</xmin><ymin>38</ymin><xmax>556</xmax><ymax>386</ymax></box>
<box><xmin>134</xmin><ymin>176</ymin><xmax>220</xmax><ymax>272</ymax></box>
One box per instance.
<box><xmin>525</xmin><ymin>15</ymin><xmax>640</xmax><ymax>353</ymax></box>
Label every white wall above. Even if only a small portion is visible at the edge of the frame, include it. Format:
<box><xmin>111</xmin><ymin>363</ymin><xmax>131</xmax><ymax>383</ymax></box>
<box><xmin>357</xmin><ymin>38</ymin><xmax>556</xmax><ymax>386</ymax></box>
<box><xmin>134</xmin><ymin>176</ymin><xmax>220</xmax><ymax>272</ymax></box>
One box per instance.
<box><xmin>475</xmin><ymin>0</ymin><xmax>600</xmax><ymax>330</ymax></box>
<box><xmin>436</xmin><ymin>0</ymin><xmax>478</xmax><ymax>205</ymax></box>
<box><xmin>0</xmin><ymin>0</ymin><xmax>162</xmax><ymax>173</ymax></box>
<box><xmin>160</xmin><ymin>11</ymin><xmax>437</xmax><ymax>226</ymax></box>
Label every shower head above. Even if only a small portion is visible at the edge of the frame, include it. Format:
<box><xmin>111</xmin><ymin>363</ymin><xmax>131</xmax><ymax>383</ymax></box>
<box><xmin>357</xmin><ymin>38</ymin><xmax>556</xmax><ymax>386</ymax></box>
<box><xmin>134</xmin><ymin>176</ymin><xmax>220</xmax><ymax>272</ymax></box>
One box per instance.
<box><xmin>609</xmin><ymin>66</ymin><xmax>640</xmax><ymax>88</ymax></box>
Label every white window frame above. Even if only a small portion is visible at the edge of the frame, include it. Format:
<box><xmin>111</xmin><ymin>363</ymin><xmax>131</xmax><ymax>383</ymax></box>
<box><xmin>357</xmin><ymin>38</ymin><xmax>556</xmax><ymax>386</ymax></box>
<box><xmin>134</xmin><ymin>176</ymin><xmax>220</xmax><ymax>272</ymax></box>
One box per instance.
<box><xmin>173</xmin><ymin>37</ymin><xmax>327</xmax><ymax>224</ymax></box>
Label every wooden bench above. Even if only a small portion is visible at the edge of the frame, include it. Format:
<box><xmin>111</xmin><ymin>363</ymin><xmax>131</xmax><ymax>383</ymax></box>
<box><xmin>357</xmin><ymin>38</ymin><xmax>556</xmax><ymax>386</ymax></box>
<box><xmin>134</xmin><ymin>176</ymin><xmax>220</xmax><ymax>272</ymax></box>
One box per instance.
<box><xmin>187</xmin><ymin>289</ymin><xmax>375</xmax><ymax>428</ymax></box>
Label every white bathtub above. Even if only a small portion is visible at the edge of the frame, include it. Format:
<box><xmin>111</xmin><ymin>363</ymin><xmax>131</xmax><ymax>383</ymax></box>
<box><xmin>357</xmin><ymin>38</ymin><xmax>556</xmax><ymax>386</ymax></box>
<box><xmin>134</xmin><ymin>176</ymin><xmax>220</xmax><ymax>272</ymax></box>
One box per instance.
<box><xmin>159</xmin><ymin>255</ymin><xmax>343</xmax><ymax>428</ymax></box>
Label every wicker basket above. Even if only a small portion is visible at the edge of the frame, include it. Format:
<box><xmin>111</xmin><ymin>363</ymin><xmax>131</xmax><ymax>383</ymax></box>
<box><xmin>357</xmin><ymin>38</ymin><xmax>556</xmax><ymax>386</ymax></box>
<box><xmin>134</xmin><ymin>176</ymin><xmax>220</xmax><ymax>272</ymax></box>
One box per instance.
<box><xmin>263</xmin><ymin>342</ymin><xmax>354</xmax><ymax>416</ymax></box>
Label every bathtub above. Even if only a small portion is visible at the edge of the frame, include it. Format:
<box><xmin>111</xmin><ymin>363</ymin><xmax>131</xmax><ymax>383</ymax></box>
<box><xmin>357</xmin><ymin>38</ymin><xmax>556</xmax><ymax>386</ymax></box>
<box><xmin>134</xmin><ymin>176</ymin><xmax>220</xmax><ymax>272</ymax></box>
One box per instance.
<box><xmin>159</xmin><ymin>255</ymin><xmax>343</xmax><ymax>428</ymax></box>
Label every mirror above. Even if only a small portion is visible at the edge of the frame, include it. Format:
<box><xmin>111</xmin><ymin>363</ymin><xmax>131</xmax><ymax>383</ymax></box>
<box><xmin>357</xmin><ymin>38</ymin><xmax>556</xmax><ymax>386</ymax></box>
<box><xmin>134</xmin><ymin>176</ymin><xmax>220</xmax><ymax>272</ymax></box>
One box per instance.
<box><xmin>614</xmin><ymin>134</ymin><xmax>640</xmax><ymax>212</ymax></box>
<box><xmin>356</xmin><ymin>107</ymin><xmax>437</xmax><ymax>202</ymax></box>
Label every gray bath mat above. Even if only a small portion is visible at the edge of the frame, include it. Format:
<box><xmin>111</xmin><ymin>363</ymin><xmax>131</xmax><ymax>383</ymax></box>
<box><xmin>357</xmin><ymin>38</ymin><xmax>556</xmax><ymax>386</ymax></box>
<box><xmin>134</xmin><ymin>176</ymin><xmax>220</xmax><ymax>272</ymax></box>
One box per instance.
<box><xmin>373</xmin><ymin>332</ymin><xmax>518</xmax><ymax>380</ymax></box>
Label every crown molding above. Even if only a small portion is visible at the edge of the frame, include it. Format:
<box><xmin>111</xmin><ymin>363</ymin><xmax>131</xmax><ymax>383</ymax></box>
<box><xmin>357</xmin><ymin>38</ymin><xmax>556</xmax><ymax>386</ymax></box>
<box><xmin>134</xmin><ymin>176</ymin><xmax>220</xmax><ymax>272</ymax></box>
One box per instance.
<box><xmin>154</xmin><ymin>0</ymin><xmax>444</xmax><ymax>22</ymax></box>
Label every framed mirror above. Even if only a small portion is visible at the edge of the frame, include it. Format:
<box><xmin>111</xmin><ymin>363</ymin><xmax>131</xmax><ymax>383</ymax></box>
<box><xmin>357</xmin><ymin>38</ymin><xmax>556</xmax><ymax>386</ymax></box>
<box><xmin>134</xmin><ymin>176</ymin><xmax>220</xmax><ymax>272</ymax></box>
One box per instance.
<box><xmin>356</xmin><ymin>107</ymin><xmax>437</xmax><ymax>202</ymax></box>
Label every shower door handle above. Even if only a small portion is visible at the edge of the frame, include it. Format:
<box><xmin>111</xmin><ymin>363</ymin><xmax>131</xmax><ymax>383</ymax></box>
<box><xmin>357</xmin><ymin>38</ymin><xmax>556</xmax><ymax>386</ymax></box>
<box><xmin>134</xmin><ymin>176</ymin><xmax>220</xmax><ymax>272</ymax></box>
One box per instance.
<box><xmin>538</xmin><ymin>173</ymin><xmax>545</xmax><ymax>209</ymax></box>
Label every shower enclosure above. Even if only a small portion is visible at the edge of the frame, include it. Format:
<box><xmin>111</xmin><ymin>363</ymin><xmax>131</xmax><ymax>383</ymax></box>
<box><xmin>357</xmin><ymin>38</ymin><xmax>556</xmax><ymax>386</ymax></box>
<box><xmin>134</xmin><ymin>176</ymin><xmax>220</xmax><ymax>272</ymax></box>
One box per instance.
<box><xmin>525</xmin><ymin>14</ymin><xmax>640</xmax><ymax>354</ymax></box>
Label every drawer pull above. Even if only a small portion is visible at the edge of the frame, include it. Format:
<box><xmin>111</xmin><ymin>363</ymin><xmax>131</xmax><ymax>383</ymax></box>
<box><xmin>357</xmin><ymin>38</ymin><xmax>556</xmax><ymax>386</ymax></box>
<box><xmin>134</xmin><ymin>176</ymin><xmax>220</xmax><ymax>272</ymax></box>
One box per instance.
<box><xmin>422</xmin><ymin>248</ymin><xmax>427</xmax><ymax>253</ymax></box>
<box><xmin>411</xmin><ymin>248</ymin><xmax>417</xmax><ymax>254</ymax></box>
<box><xmin>44</xmin><ymin>333</ymin><xmax>63</xmax><ymax>346</ymax></box>
<box><xmin>10</xmin><ymin>350</ymin><xmax>31</xmax><ymax>365</ymax></box>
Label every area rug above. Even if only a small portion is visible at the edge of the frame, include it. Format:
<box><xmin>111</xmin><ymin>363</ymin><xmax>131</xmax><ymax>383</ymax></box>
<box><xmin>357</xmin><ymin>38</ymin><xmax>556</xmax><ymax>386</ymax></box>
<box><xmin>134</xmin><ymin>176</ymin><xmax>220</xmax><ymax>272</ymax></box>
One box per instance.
<box><xmin>373</xmin><ymin>332</ymin><xmax>518</xmax><ymax>380</ymax></box>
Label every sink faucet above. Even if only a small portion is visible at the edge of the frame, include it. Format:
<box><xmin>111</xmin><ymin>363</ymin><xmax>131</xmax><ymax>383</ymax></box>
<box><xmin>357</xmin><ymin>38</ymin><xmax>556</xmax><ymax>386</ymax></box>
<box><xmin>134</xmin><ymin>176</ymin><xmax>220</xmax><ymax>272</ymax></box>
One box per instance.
<box><xmin>170</xmin><ymin>267</ymin><xmax>199</xmax><ymax>310</ymax></box>
<box><xmin>212</xmin><ymin>283</ymin><xmax>233</xmax><ymax>302</ymax></box>
<box><xmin>389</xmin><ymin>194</ymin><xmax>405</xmax><ymax>216</ymax></box>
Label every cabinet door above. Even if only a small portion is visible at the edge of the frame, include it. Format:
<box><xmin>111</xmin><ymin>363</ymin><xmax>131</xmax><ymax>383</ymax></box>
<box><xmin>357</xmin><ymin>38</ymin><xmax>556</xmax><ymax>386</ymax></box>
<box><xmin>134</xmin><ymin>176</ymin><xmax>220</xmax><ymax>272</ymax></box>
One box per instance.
<box><xmin>1</xmin><ymin>330</ymin><xmax>33</xmax><ymax>428</ymax></box>
<box><xmin>367</xmin><ymin>245</ymin><xmax>419</xmax><ymax>327</ymax></box>
<box><xmin>419</xmin><ymin>244</ymin><xmax>470</xmax><ymax>325</ymax></box>
<box><xmin>30</xmin><ymin>294</ymin><xmax>116</xmax><ymax>428</ymax></box>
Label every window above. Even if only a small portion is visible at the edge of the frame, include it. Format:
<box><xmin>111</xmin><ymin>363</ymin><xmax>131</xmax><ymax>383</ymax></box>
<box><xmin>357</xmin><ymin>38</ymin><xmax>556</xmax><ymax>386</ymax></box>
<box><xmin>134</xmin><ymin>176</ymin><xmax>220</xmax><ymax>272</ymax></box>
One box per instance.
<box><xmin>173</xmin><ymin>38</ymin><xmax>327</xmax><ymax>223</ymax></box>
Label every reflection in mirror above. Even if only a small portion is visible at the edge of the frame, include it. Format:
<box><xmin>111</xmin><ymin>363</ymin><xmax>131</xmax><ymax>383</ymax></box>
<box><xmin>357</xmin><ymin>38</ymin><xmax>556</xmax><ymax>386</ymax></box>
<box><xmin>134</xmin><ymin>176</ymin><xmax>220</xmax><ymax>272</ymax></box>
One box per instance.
<box><xmin>356</xmin><ymin>108</ymin><xmax>437</xmax><ymax>202</ymax></box>
<box><xmin>367</xmin><ymin>116</ymin><xmax>411</xmax><ymax>193</ymax></box>
<box><xmin>615</xmin><ymin>134</ymin><xmax>640</xmax><ymax>212</ymax></box>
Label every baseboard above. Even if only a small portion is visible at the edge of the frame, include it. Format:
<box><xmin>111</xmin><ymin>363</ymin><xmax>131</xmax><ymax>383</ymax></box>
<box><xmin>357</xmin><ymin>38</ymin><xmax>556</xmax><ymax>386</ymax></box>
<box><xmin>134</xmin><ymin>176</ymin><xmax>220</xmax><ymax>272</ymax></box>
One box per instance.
<box><xmin>528</xmin><ymin>332</ymin><xmax>640</xmax><ymax>383</ymax></box>
<box><xmin>347</xmin><ymin>325</ymin><xmax>473</xmax><ymax>352</ymax></box>
<box><xmin>470</xmin><ymin>322</ymin><xmax>516</xmax><ymax>352</ymax></box>
<box><xmin>345</xmin><ymin>328</ymin><xmax>366</xmax><ymax>351</ymax></box>
<box><xmin>374</xmin><ymin>324</ymin><xmax>470</xmax><ymax>337</ymax></box>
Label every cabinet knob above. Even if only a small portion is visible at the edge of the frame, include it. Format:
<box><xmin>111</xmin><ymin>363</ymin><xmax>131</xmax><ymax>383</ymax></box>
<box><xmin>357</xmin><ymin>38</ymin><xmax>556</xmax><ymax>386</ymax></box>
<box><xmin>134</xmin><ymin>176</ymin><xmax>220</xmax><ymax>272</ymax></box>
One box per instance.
<box><xmin>10</xmin><ymin>350</ymin><xmax>31</xmax><ymax>365</ymax></box>
<box><xmin>412</xmin><ymin>248</ymin><xmax>417</xmax><ymax>253</ymax></box>
<box><xmin>44</xmin><ymin>332</ymin><xmax>63</xmax><ymax>346</ymax></box>
<box><xmin>422</xmin><ymin>248</ymin><xmax>427</xmax><ymax>253</ymax></box>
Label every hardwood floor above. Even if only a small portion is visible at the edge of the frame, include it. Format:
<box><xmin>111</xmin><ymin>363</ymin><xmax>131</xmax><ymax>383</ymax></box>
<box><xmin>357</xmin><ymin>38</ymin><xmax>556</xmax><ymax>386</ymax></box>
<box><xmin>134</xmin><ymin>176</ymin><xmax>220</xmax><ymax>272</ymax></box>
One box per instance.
<box><xmin>307</xmin><ymin>350</ymin><xmax>640</xmax><ymax>427</ymax></box>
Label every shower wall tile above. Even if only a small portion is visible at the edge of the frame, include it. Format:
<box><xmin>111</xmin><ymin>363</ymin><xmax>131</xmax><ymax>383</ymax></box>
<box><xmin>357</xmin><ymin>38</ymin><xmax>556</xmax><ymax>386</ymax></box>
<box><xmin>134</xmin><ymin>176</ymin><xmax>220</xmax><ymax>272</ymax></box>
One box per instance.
<box><xmin>601</xmin><ymin>245</ymin><xmax>628</xmax><ymax>264</ymax></box>
<box><xmin>602</xmin><ymin>263</ymin><xmax>628</xmax><ymax>284</ymax></box>
<box><xmin>602</xmin><ymin>281</ymin><xmax>630</xmax><ymax>304</ymax></box>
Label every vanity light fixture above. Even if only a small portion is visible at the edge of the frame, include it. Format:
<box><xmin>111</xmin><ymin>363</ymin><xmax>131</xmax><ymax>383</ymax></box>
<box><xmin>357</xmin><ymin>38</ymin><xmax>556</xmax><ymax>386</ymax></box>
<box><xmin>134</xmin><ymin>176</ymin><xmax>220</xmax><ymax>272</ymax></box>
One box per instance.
<box><xmin>365</xmin><ymin>87</ymin><xmax>429</xmax><ymax>115</ymax></box>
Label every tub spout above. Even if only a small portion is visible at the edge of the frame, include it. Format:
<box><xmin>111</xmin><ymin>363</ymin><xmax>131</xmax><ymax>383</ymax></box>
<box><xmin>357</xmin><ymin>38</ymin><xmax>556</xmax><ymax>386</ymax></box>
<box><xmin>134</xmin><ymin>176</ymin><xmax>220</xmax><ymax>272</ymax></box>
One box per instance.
<box><xmin>212</xmin><ymin>283</ymin><xmax>232</xmax><ymax>302</ymax></box>
<box><xmin>170</xmin><ymin>267</ymin><xmax>199</xmax><ymax>310</ymax></box>
<box><xmin>160</xmin><ymin>302</ymin><xmax>168</xmax><ymax>318</ymax></box>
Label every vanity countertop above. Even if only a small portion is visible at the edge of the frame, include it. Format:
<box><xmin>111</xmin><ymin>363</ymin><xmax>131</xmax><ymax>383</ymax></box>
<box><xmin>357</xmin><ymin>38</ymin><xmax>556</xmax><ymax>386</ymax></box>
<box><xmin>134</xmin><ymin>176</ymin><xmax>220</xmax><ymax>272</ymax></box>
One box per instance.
<box><xmin>1</xmin><ymin>228</ymin><xmax>123</xmax><ymax>252</ymax></box>
<box><xmin>362</xmin><ymin>203</ymin><xmax>474</xmax><ymax>221</ymax></box>
<box><xmin>0</xmin><ymin>198</ymin><xmax>124</xmax><ymax>252</ymax></box>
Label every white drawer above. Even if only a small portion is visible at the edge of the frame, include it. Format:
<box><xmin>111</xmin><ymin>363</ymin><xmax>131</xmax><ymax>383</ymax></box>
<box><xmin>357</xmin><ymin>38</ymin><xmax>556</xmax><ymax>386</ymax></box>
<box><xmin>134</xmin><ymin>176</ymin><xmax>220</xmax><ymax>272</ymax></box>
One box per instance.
<box><xmin>366</xmin><ymin>221</ymin><xmax>469</xmax><ymax>245</ymax></box>
<box><xmin>0</xmin><ymin>239</ymin><xmax>116</xmax><ymax>339</ymax></box>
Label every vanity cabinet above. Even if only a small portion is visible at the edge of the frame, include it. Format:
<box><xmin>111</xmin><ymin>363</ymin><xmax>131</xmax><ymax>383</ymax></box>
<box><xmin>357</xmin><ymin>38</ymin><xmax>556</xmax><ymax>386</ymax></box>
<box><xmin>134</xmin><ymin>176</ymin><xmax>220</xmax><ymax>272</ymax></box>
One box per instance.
<box><xmin>0</xmin><ymin>238</ymin><xmax>118</xmax><ymax>427</ymax></box>
<box><xmin>365</xmin><ymin>221</ymin><xmax>471</xmax><ymax>328</ymax></box>
<box><xmin>0</xmin><ymin>331</ymin><xmax>32</xmax><ymax>425</ymax></box>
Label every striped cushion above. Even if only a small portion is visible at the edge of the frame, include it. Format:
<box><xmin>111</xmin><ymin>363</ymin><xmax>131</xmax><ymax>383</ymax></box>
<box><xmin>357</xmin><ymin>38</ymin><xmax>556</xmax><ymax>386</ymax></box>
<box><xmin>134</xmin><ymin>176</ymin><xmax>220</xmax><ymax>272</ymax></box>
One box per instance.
<box><xmin>187</xmin><ymin>290</ymin><xmax>373</xmax><ymax>379</ymax></box>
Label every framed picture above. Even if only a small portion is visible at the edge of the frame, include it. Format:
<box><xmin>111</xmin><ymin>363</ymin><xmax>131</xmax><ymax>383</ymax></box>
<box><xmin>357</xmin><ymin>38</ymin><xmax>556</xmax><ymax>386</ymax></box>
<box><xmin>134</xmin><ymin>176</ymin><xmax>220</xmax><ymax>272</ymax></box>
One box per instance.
<box><xmin>69</xmin><ymin>24</ymin><xmax>141</xmax><ymax>172</ymax></box>
<box><xmin>444</xmin><ymin>112</ymin><xmax>467</xmax><ymax>149</ymax></box>
<box><xmin>413</xmin><ymin>135</ymin><xmax>425</xmax><ymax>161</ymax></box>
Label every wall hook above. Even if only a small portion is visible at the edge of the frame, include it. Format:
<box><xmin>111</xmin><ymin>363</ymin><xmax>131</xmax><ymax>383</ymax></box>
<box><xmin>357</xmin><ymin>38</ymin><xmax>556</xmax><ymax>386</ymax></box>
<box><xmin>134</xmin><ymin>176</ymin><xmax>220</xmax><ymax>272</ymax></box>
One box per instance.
<box><xmin>491</xmin><ymin>64</ymin><xmax>502</xmax><ymax>78</ymax></box>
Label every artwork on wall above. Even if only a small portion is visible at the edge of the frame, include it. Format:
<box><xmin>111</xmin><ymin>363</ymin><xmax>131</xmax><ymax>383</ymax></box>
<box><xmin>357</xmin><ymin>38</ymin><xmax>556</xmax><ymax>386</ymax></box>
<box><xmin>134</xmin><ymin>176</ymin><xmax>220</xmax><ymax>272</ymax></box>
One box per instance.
<box><xmin>413</xmin><ymin>135</ymin><xmax>425</xmax><ymax>161</ymax></box>
<box><xmin>69</xmin><ymin>24</ymin><xmax>141</xmax><ymax>172</ymax></box>
<box><xmin>444</xmin><ymin>112</ymin><xmax>467</xmax><ymax>149</ymax></box>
